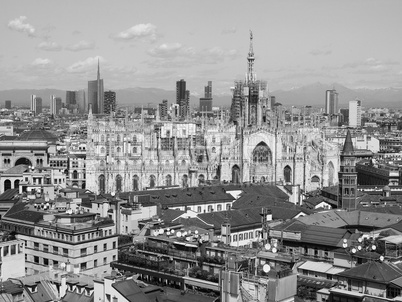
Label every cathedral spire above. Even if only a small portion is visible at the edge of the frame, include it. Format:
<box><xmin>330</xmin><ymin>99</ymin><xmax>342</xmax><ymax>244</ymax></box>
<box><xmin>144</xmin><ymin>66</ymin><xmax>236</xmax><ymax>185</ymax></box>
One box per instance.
<box><xmin>343</xmin><ymin>130</ymin><xmax>354</xmax><ymax>153</ymax></box>
<box><xmin>247</xmin><ymin>30</ymin><xmax>255</xmax><ymax>84</ymax></box>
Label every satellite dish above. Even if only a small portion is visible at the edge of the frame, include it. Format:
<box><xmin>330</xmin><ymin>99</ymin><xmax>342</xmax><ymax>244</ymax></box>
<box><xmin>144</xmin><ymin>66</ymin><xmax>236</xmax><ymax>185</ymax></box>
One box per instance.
<box><xmin>273</xmin><ymin>242</ymin><xmax>278</xmax><ymax>248</ymax></box>
<box><xmin>186</xmin><ymin>237</ymin><xmax>191</xmax><ymax>241</ymax></box>
<box><xmin>195</xmin><ymin>230</ymin><xmax>199</xmax><ymax>235</ymax></box>
<box><xmin>264</xmin><ymin>243</ymin><xmax>271</xmax><ymax>250</ymax></box>
<box><xmin>372</xmin><ymin>245</ymin><xmax>377</xmax><ymax>251</ymax></box>
<box><xmin>187</xmin><ymin>230</ymin><xmax>191</xmax><ymax>235</ymax></box>
<box><xmin>60</xmin><ymin>262</ymin><xmax>66</xmax><ymax>269</ymax></box>
<box><xmin>271</xmin><ymin>247</ymin><xmax>277</xmax><ymax>253</ymax></box>
<box><xmin>343</xmin><ymin>238</ymin><xmax>347</xmax><ymax>243</ymax></box>
<box><xmin>357</xmin><ymin>245</ymin><xmax>362</xmax><ymax>251</ymax></box>
<box><xmin>159</xmin><ymin>229</ymin><xmax>164</xmax><ymax>235</ymax></box>
<box><xmin>358</xmin><ymin>237</ymin><xmax>363</xmax><ymax>243</ymax></box>
<box><xmin>167</xmin><ymin>228</ymin><xmax>170</xmax><ymax>232</ymax></box>
<box><xmin>351</xmin><ymin>248</ymin><xmax>357</xmax><ymax>254</ymax></box>
<box><xmin>342</xmin><ymin>243</ymin><xmax>348</xmax><ymax>249</ymax></box>
<box><xmin>176</xmin><ymin>231</ymin><xmax>182</xmax><ymax>237</ymax></box>
<box><xmin>262</xmin><ymin>264</ymin><xmax>271</xmax><ymax>273</ymax></box>
<box><xmin>111</xmin><ymin>192</ymin><xmax>115</xmax><ymax>197</ymax></box>
<box><xmin>379</xmin><ymin>255</ymin><xmax>385</xmax><ymax>262</ymax></box>
<box><xmin>183</xmin><ymin>231</ymin><xmax>188</xmax><ymax>236</ymax></box>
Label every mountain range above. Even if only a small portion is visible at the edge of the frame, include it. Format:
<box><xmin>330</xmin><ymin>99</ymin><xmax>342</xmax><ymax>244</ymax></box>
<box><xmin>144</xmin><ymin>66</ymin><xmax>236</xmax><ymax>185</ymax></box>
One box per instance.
<box><xmin>1</xmin><ymin>83</ymin><xmax>401</xmax><ymax>109</ymax></box>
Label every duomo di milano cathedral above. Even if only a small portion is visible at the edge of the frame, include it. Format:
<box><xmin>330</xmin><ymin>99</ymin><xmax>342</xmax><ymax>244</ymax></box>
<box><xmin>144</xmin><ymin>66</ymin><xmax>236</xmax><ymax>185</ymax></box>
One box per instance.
<box><xmin>86</xmin><ymin>32</ymin><xmax>340</xmax><ymax>194</ymax></box>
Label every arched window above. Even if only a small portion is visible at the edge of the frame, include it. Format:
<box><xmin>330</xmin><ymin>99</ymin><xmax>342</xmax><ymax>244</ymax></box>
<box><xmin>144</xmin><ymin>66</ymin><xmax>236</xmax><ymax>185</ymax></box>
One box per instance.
<box><xmin>14</xmin><ymin>179</ymin><xmax>20</xmax><ymax>189</ymax></box>
<box><xmin>100</xmin><ymin>147</ymin><xmax>105</xmax><ymax>154</ymax></box>
<box><xmin>149</xmin><ymin>175</ymin><xmax>156</xmax><ymax>189</ymax></box>
<box><xmin>311</xmin><ymin>175</ymin><xmax>320</xmax><ymax>183</ymax></box>
<box><xmin>181</xmin><ymin>160</ymin><xmax>186</xmax><ymax>166</ymax></box>
<box><xmin>252</xmin><ymin>142</ymin><xmax>272</xmax><ymax>164</ymax></box>
<box><xmin>98</xmin><ymin>175</ymin><xmax>105</xmax><ymax>193</ymax></box>
<box><xmin>73</xmin><ymin>170</ymin><xmax>78</xmax><ymax>179</ymax></box>
<box><xmin>182</xmin><ymin>174</ymin><xmax>188</xmax><ymax>187</ymax></box>
<box><xmin>116</xmin><ymin>174</ymin><xmax>122</xmax><ymax>192</ymax></box>
<box><xmin>232</xmin><ymin>165</ymin><xmax>240</xmax><ymax>184</ymax></box>
<box><xmin>212</xmin><ymin>147</ymin><xmax>216</xmax><ymax>153</ymax></box>
<box><xmin>117</xmin><ymin>147</ymin><xmax>121</xmax><ymax>153</ymax></box>
<box><xmin>198</xmin><ymin>174</ymin><xmax>205</xmax><ymax>186</ymax></box>
<box><xmin>166</xmin><ymin>174</ymin><xmax>172</xmax><ymax>186</ymax></box>
<box><xmin>132</xmin><ymin>147</ymin><xmax>137</xmax><ymax>154</ymax></box>
<box><xmin>284</xmin><ymin>166</ymin><xmax>292</xmax><ymax>183</ymax></box>
<box><xmin>133</xmin><ymin>175</ymin><xmax>139</xmax><ymax>191</ymax></box>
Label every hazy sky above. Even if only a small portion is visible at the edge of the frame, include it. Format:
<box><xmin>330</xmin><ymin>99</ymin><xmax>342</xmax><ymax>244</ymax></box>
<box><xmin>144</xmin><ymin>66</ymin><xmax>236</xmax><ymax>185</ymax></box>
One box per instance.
<box><xmin>1</xmin><ymin>0</ymin><xmax>402</xmax><ymax>96</ymax></box>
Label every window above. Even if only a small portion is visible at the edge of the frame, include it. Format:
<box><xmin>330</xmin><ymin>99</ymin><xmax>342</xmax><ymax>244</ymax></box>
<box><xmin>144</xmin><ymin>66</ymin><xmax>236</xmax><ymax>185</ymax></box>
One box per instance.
<box><xmin>103</xmin><ymin>257</ymin><xmax>107</xmax><ymax>265</ymax></box>
<box><xmin>43</xmin><ymin>258</ymin><xmax>49</xmax><ymax>265</ymax></box>
<box><xmin>113</xmin><ymin>255</ymin><xmax>116</xmax><ymax>261</ymax></box>
<box><xmin>233</xmin><ymin>235</ymin><xmax>237</xmax><ymax>241</ymax></box>
<box><xmin>81</xmin><ymin>248</ymin><xmax>87</xmax><ymax>256</ymax></box>
<box><xmin>34</xmin><ymin>242</ymin><xmax>39</xmax><ymax>250</ymax></box>
<box><xmin>94</xmin><ymin>245</ymin><xmax>98</xmax><ymax>253</ymax></box>
<box><xmin>43</xmin><ymin>244</ymin><xmax>49</xmax><ymax>252</ymax></box>
<box><xmin>245</xmin><ymin>233</ymin><xmax>248</xmax><ymax>240</ymax></box>
<box><xmin>53</xmin><ymin>246</ymin><xmax>58</xmax><ymax>254</ymax></box>
<box><xmin>34</xmin><ymin>256</ymin><xmax>39</xmax><ymax>263</ymax></box>
<box><xmin>239</xmin><ymin>234</ymin><xmax>243</xmax><ymax>241</ymax></box>
<box><xmin>113</xmin><ymin>241</ymin><xmax>116</xmax><ymax>249</ymax></box>
<box><xmin>197</xmin><ymin>206</ymin><xmax>202</xmax><ymax>213</ymax></box>
<box><xmin>104</xmin><ymin>243</ymin><xmax>107</xmax><ymax>251</ymax></box>
<box><xmin>80</xmin><ymin>262</ymin><xmax>87</xmax><ymax>270</ymax></box>
<box><xmin>94</xmin><ymin>259</ymin><xmax>98</xmax><ymax>267</ymax></box>
<box><xmin>63</xmin><ymin>248</ymin><xmax>68</xmax><ymax>256</ymax></box>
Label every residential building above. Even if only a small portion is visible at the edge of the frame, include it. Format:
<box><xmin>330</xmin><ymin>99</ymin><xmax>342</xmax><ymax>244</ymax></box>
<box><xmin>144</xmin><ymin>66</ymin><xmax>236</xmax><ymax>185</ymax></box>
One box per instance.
<box><xmin>0</xmin><ymin>238</ymin><xmax>26</xmax><ymax>279</ymax></box>
<box><xmin>30</xmin><ymin>95</ymin><xmax>43</xmax><ymax>115</ymax></box>
<box><xmin>2</xmin><ymin>199</ymin><xmax>118</xmax><ymax>275</ymax></box>
<box><xmin>50</xmin><ymin>95</ymin><xmax>62</xmax><ymax>116</ymax></box>
<box><xmin>5</xmin><ymin>100</ymin><xmax>11</xmax><ymax>109</ymax></box>
<box><xmin>349</xmin><ymin>99</ymin><xmax>362</xmax><ymax>128</ymax></box>
<box><xmin>104</xmin><ymin>90</ymin><xmax>116</xmax><ymax>114</ymax></box>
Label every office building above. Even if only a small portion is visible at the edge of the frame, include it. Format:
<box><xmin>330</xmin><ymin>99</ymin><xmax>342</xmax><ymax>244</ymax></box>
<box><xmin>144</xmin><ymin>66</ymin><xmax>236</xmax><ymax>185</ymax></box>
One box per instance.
<box><xmin>30</xmin><ymin>95</ymin><xmax>42</xmax><ymax>115</ymax></box>
<box><xmin>199</xmin><ymin>81</ymin><xmax>213</xmax><ymax>113</ymax></box>
<box><xmin>159</xmin><ymin>99</ymin><xmax>168</xmax><ymax>120</ymax></box>
<box><xmin>88</xmin><ymin>60</ymin><xmax>104</xmax><ymax>114</ymax></box>
<box><xmin>104</xmin><ymin>90</ymin><xmax>116</xmax><ymax>114</ymax></box>
<box><xmin>50</xmin><ymin>95</ymin><xmax>62</xmax><ymax>116</ymax></box>
<box><xmin>349</xmin><ymin>99</ymin><xmax>362</xmax><ymax>128</ymax></box>
<box><xmin>325</xmin><ymin>89</ymin><xmax>338</xmax><ymax>115</ymax></box>
<box><xmin>5</xmin><ymin>100</ymin><xmax>11</xmax><ymax>109</ymax></box>
<box><xmin>176</xmin><ymin>79</ymin><xmax>189</xmax><ymax>119</ymax></box>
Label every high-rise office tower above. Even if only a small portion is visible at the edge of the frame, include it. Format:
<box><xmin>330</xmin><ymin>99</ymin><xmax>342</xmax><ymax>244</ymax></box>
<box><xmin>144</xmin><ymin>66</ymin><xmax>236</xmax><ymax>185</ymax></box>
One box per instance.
<box><xmin>176</xmin><ymin>79</ymin><xmax>189</xmax><ymax>119</ymax></box>
<box><xmin>88</xmin><ymin>60</ymin><xmax>104</xmax><ymax>114</ymax></box>
<box><xmin>5</xmin><ymin>100</ymin><xmax>11</xmax><ymax>109</ymax></box>
<box><xmin>66</xmin><ymin>90</ymin><xmax>86</xmax><ymax>113</ymax></box>
<box><xmin>349</xmin><ymin>99</ymin><xmax>362</xmax><ymax>128</ymax></box>
<box><xmin>50</xmin><ymin>95</ymin><xmax>62</xmax><ymax>116</ymax></box>
<box><xmin>104</xmin><ymin>91</ymin><xmax>116</xmax><ymax>114</ymax></box>
<box><xmin>325</xmin><ymin>89</ymin><xmax>338</xmax><ymax>115</ymax></box>
<box><xmin>30</xmin><ymin>95</ymin><xmax>42</xmax><ymax>115</ymax></box>
<box><xmin>199</xmin><ymin>81</ymin><xmax>213</xmax><ymax>113</ymax></box>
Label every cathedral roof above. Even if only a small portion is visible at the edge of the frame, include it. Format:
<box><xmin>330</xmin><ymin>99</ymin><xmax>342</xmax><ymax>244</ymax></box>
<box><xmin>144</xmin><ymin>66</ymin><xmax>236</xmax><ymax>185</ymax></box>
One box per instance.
<box><xmin>342</xmin><ymin>130</ymin><xmax>354</xmax><ymax>153</ymax></box>
<box><xmin>15</xmin><ymin>129</ymin><xmax>58</xmax><ymax>142</ymax></box>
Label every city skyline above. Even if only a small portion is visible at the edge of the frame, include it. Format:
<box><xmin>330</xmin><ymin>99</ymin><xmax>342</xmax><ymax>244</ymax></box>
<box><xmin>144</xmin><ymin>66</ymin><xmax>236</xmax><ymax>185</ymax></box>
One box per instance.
<box><xmin>1</xmin><ymin>0</ymin><xmax>402</xmax><ymax>96</ymax></box>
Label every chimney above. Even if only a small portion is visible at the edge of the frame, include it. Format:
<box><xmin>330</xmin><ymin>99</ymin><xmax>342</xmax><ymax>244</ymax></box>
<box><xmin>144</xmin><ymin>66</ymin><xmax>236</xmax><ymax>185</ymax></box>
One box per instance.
<box><xmin>60</xmin><ymin>275</ymin><xmax>67</xmax><ymax>297</ymax></box>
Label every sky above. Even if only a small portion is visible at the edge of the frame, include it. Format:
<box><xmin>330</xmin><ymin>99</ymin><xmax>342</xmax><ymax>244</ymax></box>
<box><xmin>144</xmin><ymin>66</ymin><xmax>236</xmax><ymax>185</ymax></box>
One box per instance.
<box><xmin>1</xmin><ymin>0</ymin><xmax>402</xmax><ymax>96</ymax></box>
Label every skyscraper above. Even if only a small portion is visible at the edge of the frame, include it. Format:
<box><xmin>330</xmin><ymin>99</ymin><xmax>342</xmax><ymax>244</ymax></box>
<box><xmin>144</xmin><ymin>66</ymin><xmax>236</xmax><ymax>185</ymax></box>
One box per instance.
<box><xmin>50</xmin><ymin>95</ymin><xmax>62</xmax><ymax>116</ymax></box>
<box><xmin>199</xmin><ymin>81</ymin><xmax>213</xmax><ymax>113</ymax></box>
<box><xmin>66</xmin><ymin>90</ymin><xmax>86</xmax><ymax>114</ymax></box>
<box><xmin>30</xmin><ymin>95</ymin><xmax>42</xmax><ymax>115</ymax></box>
<box><xmin>104</xmin><ymin>91</ymin><xmax>116</xmax><ymax>114</ymax></box>
<box><xmin>325</xmin><ymin>89</ymin><xmax>338</xmax><ymax>115</ymax></box>
<box><xmin>159</xmin><ymin>99</ymin><xmax>168</xmax><ymax>120</ymax></box>
<box><xmin>5</xmin><ymin>100</ymin><xmax>11</xmax><ymax>109</ymax></box>
<box><xmin>176</xmin><ymin>79</ymin><xmax>189</xmax><ymax>119</ymax></box>
<box><xmin>349</xmin><ymin>99</ymin><xmax>362</xmax><ymax>128</ymax></box>
<box><xmin>88</xmin><ymin>60</ymin><xmax>104</xmax><ymax>114</ymax></box>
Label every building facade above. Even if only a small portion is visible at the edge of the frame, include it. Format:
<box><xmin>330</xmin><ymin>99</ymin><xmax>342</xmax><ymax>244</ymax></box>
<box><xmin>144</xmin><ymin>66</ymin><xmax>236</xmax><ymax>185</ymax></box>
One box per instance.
<box><xmin>104</xmin><ymin>90</ymin><xmax>116</xmax><ymax>115</ymax></box>
<box><xmin>349</xmin><ymin>99</ymin><xmax>362</xmax><ymax>128</ymax></box>
<box><xmin>325</xmin><ymin>89</ymin><xmax>338</xmax><ymax>116</ymax></box>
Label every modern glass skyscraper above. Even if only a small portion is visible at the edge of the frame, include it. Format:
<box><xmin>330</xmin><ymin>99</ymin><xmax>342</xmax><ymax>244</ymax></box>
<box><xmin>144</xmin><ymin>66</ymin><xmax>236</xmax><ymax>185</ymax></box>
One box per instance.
<box><xmin>30</xmin><ymin>95</ymin><xmax>42</xmax><ymax>115</ymax></box>
<box><xmin>176</xmin><ymin>79</ymin><xmax>189</xmax><ymax>119</ymax></box>
<box><xmin>325</xmin><ymin>89</ymin><xmax>338</xmax><ymax>115</ymax></box>
<box><xmin>88</xmin><ymin>60</ymin><xmax>104</xmax><ymax>114</ymax></box>
<box><xmin>104</xmin><ymin>90</ymin><xmax>116</xmax><ymax>114</ymax></box>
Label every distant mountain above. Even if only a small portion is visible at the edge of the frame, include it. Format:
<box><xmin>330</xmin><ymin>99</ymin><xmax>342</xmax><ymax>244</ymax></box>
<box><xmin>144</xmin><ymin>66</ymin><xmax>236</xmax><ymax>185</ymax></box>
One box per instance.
<box><xmin>1</xmin><ymin>83</ymin><xmax>401</xmax><ymax>109</ymax></box>
<box><xmin>272</xmin><ymin>82</ymin><xmax>402</xmax><ymax>108</ymax></box>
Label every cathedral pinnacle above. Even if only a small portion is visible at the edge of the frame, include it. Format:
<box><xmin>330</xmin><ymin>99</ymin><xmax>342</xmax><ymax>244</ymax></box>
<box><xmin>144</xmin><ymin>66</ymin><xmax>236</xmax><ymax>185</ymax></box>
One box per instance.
<box><xmin>247</xmin><ymin>30</ymin><xmax>255</xmax><ymax>84</ymax></box>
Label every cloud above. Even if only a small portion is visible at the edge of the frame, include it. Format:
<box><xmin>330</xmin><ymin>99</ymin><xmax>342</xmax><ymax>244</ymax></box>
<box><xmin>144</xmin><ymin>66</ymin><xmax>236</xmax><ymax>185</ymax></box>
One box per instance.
<box><xmin>222</xmin><ymin>27</ymin><xmax>237</xmax><ymax>35</ymax></box>
<box><xmin>147</xmin><ymin>43</ymin><xmax>238</xmax><ymax>67</ymax></box>
<box><xmin>66</xmin><ymin>56</ymin><xmax>104</xmax><ymax>73</ymax></box>
<box><xmin>37</xmin><ymin>41</ymin><xmax>62</xmax><ymax>51</ymax></box>
<box><xmin>72</xmin><ymin>30</ymin><xmax>81</xmax><ymax>35</ymax></box>
<box><xmin>309</xmin><ymin>49</ymin><xmax>332</xmax><ymax>56</ymax></box>
<box><xmin>7</xmin><ymin>16</ymin><xmax>36</xmax><ymax>37</ymax></box>
<box><xmin>343</xmin><ymin>57</ymin><xmax>399</xmax><ymax>69</ymax></box>
<box><xmin>31</xmin><ymin>58</ymin><xmax>52</xmax><ymax>67</ymax></box>
<box><xmin>112</xmin><ymin>23</ymin><xmax>158</xmax><ymax>41</ymax></box>
<box><xmin>66</xmin><ymin>40</ymin><xmax>95</xmax><ymax>51</ymax></box>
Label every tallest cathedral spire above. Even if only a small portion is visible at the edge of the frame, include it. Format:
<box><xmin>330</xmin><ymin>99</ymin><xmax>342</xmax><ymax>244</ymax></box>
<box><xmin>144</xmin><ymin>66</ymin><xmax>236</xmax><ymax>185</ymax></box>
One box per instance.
<box><xmin>97</xmin><ymin>58</ymin><xmax>100</xmax><ymax>81</ymax></box>
<box><xmin>246</xmin><ymin>30</ymin><xmax>255</xmax><ymax>84</ymax></box>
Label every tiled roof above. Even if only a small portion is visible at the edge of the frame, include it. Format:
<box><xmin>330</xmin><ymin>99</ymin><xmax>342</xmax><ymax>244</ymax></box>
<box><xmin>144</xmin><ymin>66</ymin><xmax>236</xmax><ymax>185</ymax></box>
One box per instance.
<box><xmin>3</xmin><ymin>164</ymin><xmax>29</xmax><ymax>175</ymax></box>
<box><xmin>3</xmin><ymin>201</ymin><xmax>44</xmax><ymax>223</ymax></box>
<box><xmin>61</xmin><ymin>291</ymin><xmax>93</xmax><ymax>302</ymax></box>
<box><xmin>160</xmin><ymin>209</ymin><xmax>186</xmax><ymax>222</ymax></box>
<box><xmin>112</xmin><ymin>279</ymin><xmax>151</xmax><ymax>302</ymax></box>
<box><xmin>337</xmin><ymin>261</ymin><xmax>402</xmax><ymax>284</ymax></box>
<box><xmin>0</xmin><ymin>188</ymin><xmax>20</xmax><ymax>201</ymax></box>
<box><xmin>301</xmin><ymin>225</ymin><xmax>351</xmax><ymax>247</ymax></box>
